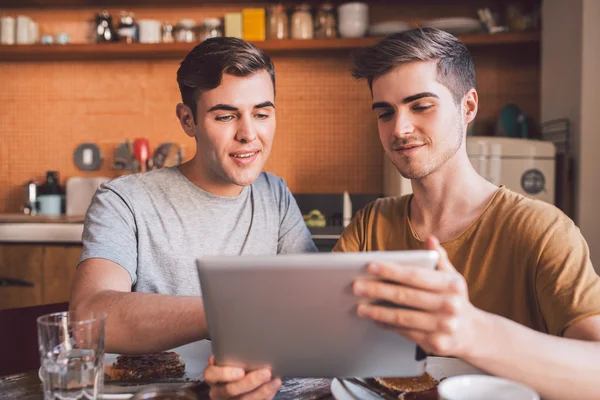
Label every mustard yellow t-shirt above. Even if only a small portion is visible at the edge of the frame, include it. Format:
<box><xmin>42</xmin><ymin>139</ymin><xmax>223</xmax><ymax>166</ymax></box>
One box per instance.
<box><xmin>333</xmin><ymin>187</ymin><xmax>600</xmax><ymax>336</ymax></box>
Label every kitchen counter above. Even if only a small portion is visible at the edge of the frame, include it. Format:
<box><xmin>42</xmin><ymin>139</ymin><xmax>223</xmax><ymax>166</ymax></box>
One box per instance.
<box><xmin>0</xmin><ymin>215</ymin><xmax>342</xmax><ymax>244</ymax></box>
<box><xmin>0</xmin><ymin>214</ymin><xmax>84</xmax><ymax>244</ymax></box>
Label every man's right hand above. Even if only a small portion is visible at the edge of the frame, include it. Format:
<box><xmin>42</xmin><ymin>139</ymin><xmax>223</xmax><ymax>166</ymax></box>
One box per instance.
<box><xmin>203</xmin><ymin>355</ymin><xmax>282</xmax><ymax>400</ymax></box>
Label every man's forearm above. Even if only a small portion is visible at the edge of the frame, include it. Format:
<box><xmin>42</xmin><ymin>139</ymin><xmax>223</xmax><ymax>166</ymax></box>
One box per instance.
<box><xmin>71</xmin><ymin>290</ymin><xmax>209</xmax><ymax>354</ymax></box>
<box><xmin>465</xmin><ymin>311</ymin><xmax>600</xmax><ymax>400</ymax></box>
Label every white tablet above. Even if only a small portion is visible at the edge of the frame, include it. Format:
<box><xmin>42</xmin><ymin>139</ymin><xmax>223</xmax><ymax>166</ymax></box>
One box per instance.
<box><xmin>197</xmin><ymin>251</ymin><xmax>439</xmax><ymax>378</ymax></box>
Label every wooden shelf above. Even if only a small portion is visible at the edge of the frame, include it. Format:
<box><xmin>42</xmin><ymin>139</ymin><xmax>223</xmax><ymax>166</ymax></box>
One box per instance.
<box><xmin>0</xmin><ymin>0</ymin><xmax>541</xmax><ymax>8</ymax></box>
<box><xmin>0</xmin><ymin>33</ymin><xmax>540</xmax><ymax>62</ymax></box>
<box><xmin>0</xmin><ymin>0</ymin><xmax>442</xmax><ymax>7</ymax></box>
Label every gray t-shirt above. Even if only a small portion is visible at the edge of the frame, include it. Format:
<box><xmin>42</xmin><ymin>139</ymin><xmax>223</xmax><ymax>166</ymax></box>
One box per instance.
<box><xmin>80</xmin><ymin>167</ymin><xmax>317</xmax><ymax>295</ymax></box>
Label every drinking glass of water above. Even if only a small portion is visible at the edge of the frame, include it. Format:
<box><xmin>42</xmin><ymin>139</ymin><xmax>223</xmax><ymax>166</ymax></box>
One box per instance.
<box><xmin>37</xmin><ymin>310</ymin><xmax>107</xmax><ymax>400</ymax></box>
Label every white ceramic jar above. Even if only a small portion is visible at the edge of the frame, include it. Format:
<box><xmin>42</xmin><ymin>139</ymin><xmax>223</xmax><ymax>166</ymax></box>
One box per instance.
<box><xmin>337</xmin><ymin>2</ymin><xmax>369</xmax><ymax>38</ymax></box>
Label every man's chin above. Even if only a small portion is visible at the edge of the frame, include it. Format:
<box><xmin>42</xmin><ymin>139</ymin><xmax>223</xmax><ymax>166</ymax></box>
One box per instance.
<box><xmin>227</xmin><ymin>170</ymin><xmax>262</xmax><ymax>187</ymax></box>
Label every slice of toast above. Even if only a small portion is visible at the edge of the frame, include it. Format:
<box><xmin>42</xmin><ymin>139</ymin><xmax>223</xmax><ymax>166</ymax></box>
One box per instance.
<box><xmin>109</xmin><ymin>351</ymin><xmax>186</xmax><ymax>381</ymax></box>
<box><xmin>374</xmin><ymin>372</ymin><xmax>438</xmax><ymax>393</ymax></box>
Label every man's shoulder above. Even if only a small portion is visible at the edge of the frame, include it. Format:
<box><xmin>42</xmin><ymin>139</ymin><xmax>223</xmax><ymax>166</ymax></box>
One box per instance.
<box><xmin>102</xmin><ymin>168</ymin><xmax>178</xmax><ymax>196</ymax></box>
<box><xmin>493</xmin><ymin>186</ymin><xmax>574</xmax><ymax>235</ymax></box>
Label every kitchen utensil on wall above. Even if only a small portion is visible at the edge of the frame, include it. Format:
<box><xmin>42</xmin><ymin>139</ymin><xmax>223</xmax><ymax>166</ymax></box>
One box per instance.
<box><xmin>113</xmin><ymin>141</ymin><xmax>136</xmax><ymax>173</ymax></box>
<box><xmin>66</xmin><ymin>176</ymin><xmax>110</xmax><ymax>216</ymax></box>
<box><xmin>73</xmin><ymin>143</ymin><xmax>102</xmax><ymax>172</ymax></box>
<box><xmin>151</xmin><ymin>143</ymin><xmax>183</xmax><ymax>169</ymax></box>
<box><xmin>133</xmin><ymin>138</ymin><xmax>150</xmax><ymax>172</ymax></box>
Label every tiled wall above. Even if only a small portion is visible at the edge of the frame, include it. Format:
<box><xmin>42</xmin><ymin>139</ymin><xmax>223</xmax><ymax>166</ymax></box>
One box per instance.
<box><xmin>0</xmin><ymin>3</ymin><xmax>540</xmax><ymax>213</ymax></box>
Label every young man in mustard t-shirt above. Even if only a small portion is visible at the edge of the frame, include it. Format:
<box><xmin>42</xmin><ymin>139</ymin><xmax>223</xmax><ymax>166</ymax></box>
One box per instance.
<box><xmin>336</xmin><ymin>28</ymin><xmax>600</xmax><ymax>400</ymax></box>
<box><xmin>203</xmin><ymin>29</ymin><xmax>600</xmax><ymax>400</ymax></box>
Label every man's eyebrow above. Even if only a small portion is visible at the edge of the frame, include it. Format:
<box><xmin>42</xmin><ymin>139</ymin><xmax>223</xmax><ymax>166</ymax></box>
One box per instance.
<box><xmin>402</xmin><ymin>92</ymin><xmax>439</xmax><ymax>104</ymax></box>
<box><xmin>372</xmin><ymin>101</ymin><xmax>393</xmax><ymax>110</ymax></box>
<box><xmin>207</xmin><ymin>104</ymin><xmax>238</xmax><ymax>112</ymax></box>
<box><xmin>254</xmin><ymin>101</ymin><xmax>275</xmax><ymax>109</ymax></box>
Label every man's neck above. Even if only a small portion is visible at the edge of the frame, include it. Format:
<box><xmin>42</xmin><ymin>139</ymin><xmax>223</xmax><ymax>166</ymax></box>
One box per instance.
<box><xmin>178</xmin><ymin>157</ymin><xmax>244</xmax><ymax>198</ymax></box>
<box><xmin>409</xmin><ymin>153</ymin><xmax>499</xmax><ymax>242</ymax></box>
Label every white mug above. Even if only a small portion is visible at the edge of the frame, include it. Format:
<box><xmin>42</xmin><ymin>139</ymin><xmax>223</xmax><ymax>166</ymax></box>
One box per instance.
<box><xmin>0</xmin><ymin>16</ymin><xmax>15</xmax><ymax>44</ymax></box>
<box><xmin>438</xmin><ymin>375</ymin><xmax>540</xmax><ymax>400</ymax></box>
<box><xmin>338</xmin><ymin>2</ymin><xmax>369</xmax><ymax>38</ymax></box>
<box><xmin>138</xmin><ymin>19</ymin><xmax>161</xmax><ymax>43</ymax></box>
<box><xmin>16</xmin><ymin>15</ymin><xmax>31</xmax><ymax>44</ymax></box>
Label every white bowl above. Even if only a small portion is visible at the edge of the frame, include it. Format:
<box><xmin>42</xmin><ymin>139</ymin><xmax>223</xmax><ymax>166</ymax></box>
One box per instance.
<box><xmin>438</xmin><ymin>375</ymin><xmax>540</xmax><ymax>400</ymax></box>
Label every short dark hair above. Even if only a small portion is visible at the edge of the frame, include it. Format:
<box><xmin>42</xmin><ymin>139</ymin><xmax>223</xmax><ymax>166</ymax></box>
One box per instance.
<box><xmin>177</xmin><ymin>37</ymin><xmax>276</xmax><ymax>122</ymax></box>
<box><xmin>352</xmin><ymin>28</ymin><xmax>476</xmax><ymax>104</ymax></box>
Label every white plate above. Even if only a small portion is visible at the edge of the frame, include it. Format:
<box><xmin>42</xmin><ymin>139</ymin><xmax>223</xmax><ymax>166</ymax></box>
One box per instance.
<box><xmin>331</xmin><ymin>357</ymin><xmax>486</xmax><ymax>400</ymax></box>
<box><xmin>421</xmin><ymin>17</ymin><xmax>483</xmax><ymax>35</ymax></box>
<box><xmin>38</xmin><ymin>340</ymin><xmax>213</xmax><ymax>399</ymax></box>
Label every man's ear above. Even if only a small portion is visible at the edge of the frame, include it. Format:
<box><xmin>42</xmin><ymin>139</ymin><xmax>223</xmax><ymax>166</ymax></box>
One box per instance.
<box><xmin>463</xmin><ymin>88</ymin><xmax>478</xmax><ymax>125</ymax></box>
<box><xmin>176</xmin><ymin>103</ymin><xmax>196</xmax><ymax>138</ymax></box>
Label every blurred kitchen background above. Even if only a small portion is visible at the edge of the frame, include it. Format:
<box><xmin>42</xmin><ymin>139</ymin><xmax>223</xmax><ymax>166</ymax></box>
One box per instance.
<box><xmin>1</xmin><ymin>0</ymin><xmax>599</xmax><ymax>309</ymax></box>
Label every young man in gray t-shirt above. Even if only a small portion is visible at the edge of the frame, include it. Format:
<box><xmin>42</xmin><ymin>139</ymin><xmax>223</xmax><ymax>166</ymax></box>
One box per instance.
<box><xmin>70</xmin><ymin>38</ymin><xmax>316</xmax><ymax>396</ymax></box>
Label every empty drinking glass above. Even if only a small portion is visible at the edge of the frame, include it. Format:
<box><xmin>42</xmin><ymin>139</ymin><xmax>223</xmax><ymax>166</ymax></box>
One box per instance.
<box><xmin>37</xmin><ymin>310</ymin><xmax>107</xmax><ymax>400</ymax></box>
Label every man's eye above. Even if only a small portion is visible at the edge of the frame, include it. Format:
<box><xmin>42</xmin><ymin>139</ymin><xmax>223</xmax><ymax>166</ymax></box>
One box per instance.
<box><xmin>255</xmin><ymin>114</ymin><xmax>269</xmax><ymax>120</ymax></box>
<box><xmin>216</xmin><ymin>115</ymin><xmax>234</xmax><ymax>122</ymax></box>
<box><xmin>413</xmin><ymin>105</ymin><xmax>433</xmax><ymax>112</ymax></box>
<box><xmin>377</xmin><ymin>111</ymin><xmax>394</xmax><ymax>120</ymax></box>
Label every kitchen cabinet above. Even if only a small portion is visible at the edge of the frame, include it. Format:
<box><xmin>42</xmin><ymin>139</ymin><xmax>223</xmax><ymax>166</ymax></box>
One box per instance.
<box><xmin>0</xmin><ymin>245</ymin><xmax>44</xmax><ymax>310</ymax></box>
<box><xmin>0</xmin><ymin>244</ymin><xmax>82</xmax><ymax>310</ymax></box>
<box><xmin>41</xmin><ymin>246</ymin><xmax>82</xmax><ymax>305</ymax></box>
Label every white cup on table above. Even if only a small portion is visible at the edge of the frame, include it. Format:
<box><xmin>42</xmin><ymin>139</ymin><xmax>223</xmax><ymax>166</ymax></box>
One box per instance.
<box><xmin>438</xmin><ymin>375</ymin><xmax>540</xmax><ymax>400</ymax></box>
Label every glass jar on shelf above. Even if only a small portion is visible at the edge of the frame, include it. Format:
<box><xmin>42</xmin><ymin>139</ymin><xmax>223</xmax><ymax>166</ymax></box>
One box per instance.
<box><xmin>197</xmin><ymin>18</ymin><xmax>223</xmax><ymax>42</ymax></box>
<box><xmin>267</xmin><ymin>4</ymin><xmax>289</xmax><ymax>40</ymax></box>
<box><xmin>174</xmin><ymin>19</ymin><xmax>196</xmax><ymax>42</ymax></box>
<box><xmin>314</xmin><ymin>2</ymin><xmax>336</xmax><ymax>38</ymax></box>
<box><xmin>291</xmin><ymin>3</ymin><xmax>313</xmax><ymax>40</ymax></box>
<box><xmin>162</xmin><ymin>23</ymin><xmax>174</xmax><ymax>43</ymax></box>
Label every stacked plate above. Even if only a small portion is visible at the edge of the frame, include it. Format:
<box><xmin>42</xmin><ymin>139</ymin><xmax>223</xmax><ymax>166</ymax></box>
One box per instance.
<box><xmin>368</xmin><ymin>21</ymin><xmax>413</xmax><ymax>36</ymax></box>
<box><xmin>421</xmin><ymin>17</ymin><xmax>483</xmax><ymax>35</ymax></box>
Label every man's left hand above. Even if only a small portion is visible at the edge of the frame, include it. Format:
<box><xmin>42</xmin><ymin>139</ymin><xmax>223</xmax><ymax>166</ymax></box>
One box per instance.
<box><xmin>353</xmin><ymin>236</ymin><xmax>484</xmax><ymax>358</ymax></box>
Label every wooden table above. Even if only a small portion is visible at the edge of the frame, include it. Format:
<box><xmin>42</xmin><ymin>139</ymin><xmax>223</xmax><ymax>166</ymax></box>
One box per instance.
<box><xmin>0</xmin><ymin>304</ymin><xmax>336</xmax><ymax>399</ymax></box>
<box><xmin>0</xmin><ymin>370</ymin><xmax>335</xmax><ymax>399</ymax></box>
